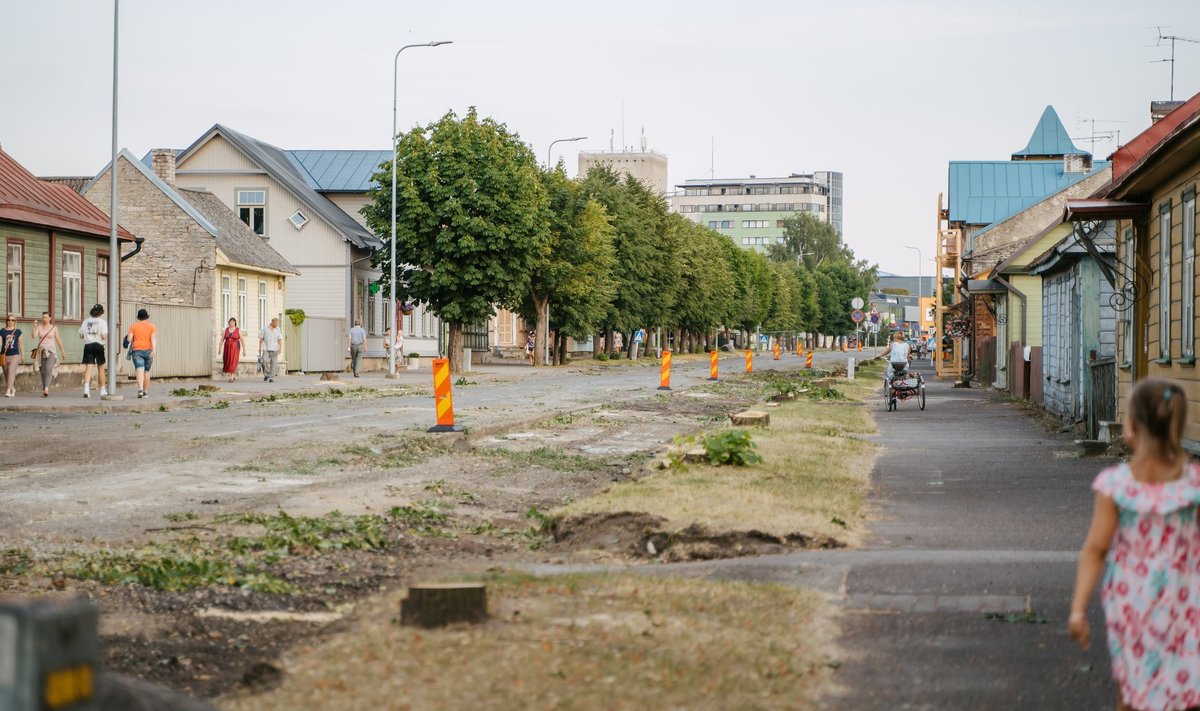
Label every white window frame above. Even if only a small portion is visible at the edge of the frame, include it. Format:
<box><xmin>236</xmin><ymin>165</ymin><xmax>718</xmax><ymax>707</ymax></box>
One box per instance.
<box><xmin>1160</xmin><ymin>201</ymin><xmax>1172</xmax><ymax>360</ymax></box>
<box><xmin>237</xmin><ymin>277</ymin><xmax>247</xmax><ymax>329</ymax></box>
<box><xmin>221</xmin><ymin>275</ymin><xmax>232</xmax><ymax>326</ymax></box>
<box><xmin>1184</xmin><ymin>189</ymin><xmax>1196</xmax><ymax>359</ymax></box>
<box><xmin>61</xmin><ymin>249</ymin><xmax>82</xmax><ymax>321</ymax></box>
<box><xmin>6</xmin><ymin>242</ymin><xmax>22</xmax><ymax>318</ymax></box>
<box><xmin>237</xmin><ymin>189</ymin><xmax>267</xmax><ymax>236</ymax></box>
<box><xmin>258</xmin><ymin>280</ymin><xmax>268</xmax><ymax>332</ymax></box>
<box><xmin>288</xmin><ymin>210</ymin><xmax>309</xmax><ymax>230</ymax></box>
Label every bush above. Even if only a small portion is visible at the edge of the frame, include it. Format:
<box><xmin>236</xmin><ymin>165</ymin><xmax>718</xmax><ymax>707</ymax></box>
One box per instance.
<box><xmin>594</xmin><ymin>352</ymin><xmax>609</xmax><ymax>362</ymax></box>
<box><xmin>701</xmin><ymin>429</ymin><xmax>763</xmax><ymax>467</ymax></box>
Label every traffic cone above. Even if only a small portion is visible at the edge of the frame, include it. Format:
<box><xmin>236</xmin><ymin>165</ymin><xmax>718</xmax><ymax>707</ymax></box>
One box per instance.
<box><xmin>806</xmin><ymin>351</ymin><xmax>813</xmax><ymax>369</ymax></box>
<box><xmin>658</xmin><ymin>350</ymin><xmax>672</xmax><ymax>390</ymax></box>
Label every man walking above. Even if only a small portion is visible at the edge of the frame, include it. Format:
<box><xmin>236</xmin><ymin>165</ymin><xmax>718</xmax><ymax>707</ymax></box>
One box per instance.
<box><xmin>125</xmin><ymin>308</ymin><xmax>156</xmax><ymax>399</ymax></box>
<box><xmin>78</xmin><ymin>303</ymin><xmax>108</xmax><ymax>398</ymax></box>
<box><xmin>348</xmin><ymin>320</ymin><xmax>367</xmax><ymax>377</ymax></box>
<box><xmin>259</xmin><ymin>317</ymin><xmax>283</xmax><ymax>383</ymax></box>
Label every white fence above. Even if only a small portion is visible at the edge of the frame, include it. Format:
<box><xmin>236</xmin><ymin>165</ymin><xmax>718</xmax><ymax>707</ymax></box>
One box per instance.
<box><xmin>119</xmin><ymin>302</ymin><xmax>212</xmax><ymax>377</ymax></box>
<box><xmin>284</xmin><ymin>316</ymin><xmax>345</xmax><ymax>372</ymax></box>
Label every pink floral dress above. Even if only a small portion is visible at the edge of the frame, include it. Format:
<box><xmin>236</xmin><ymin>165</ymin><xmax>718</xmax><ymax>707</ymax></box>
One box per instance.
<box><xmin>1094</xmin><ymin>462</ymin><xmax>1200</xmax><ymax>710</ymax></box>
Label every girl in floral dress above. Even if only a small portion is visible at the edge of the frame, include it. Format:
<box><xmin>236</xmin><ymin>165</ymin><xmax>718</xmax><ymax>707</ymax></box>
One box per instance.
<box><xmin>1070</xmin><ymin>377</ymin><xmax>1200</xmax><ymax>710</ymax></box>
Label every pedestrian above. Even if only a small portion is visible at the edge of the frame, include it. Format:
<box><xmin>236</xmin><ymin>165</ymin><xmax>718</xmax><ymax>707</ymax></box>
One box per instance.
<box><xmin>881</xmin><ymin>330</ymin><xmax>912</xmax><ymax>388</ymax></box>
<box><xmin>525</xmin><ymin>330</ymin><xmax>535</xmax><ymax>366</ymax></box>
<box><xmin>383</xmin><ymin>328</ymin><xmax>404</xmax><ymax>359</ymax></box>
<box><xmin>31</xmin><ymin>312</ymin><xmax>65</xmax><ymax>398</ymax></box>
<box><xmin>259</xmin><ymin>317</ymin><xmax>283</xmax><ymax>382</ymax></box>
<box><xmin>220</xmin><ymin>317</ymin><xmax>242</xmax><ymax>383</ymax></box>
<box><xmin>0</xmin><ymin>315</ymin><xmax>21</xmax><ymax>397</ymax></box>
<box><xmin>125</xmin><ymin>308</ymin><xmax>157</xmax><ymax>399</ymax></box>
<box><xmin>1069</xmin><ymin>377</ymin><xmax>1200</xmax><ymax>711</ymax></box>
<box><xmin>348</xmin><ymin>319</ymin><xmax>367</xmax><ymax>377</ymax></box>
<box><xmin>78</xmin><ymin>304</ymin><xmax>108</xmax><ymax>398</ymax></box>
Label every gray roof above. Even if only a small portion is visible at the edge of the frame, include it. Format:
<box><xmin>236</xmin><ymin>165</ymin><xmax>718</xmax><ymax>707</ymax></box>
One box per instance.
<box><xmin>288</xmin><ymin>150</ymin><xmax>390</xmax><ymax>192</ymax></box>
<box><xmin>178</xmin><ymin>189</ymin><xmax>298</xmax><ymax>275</ymax></box>
<box><xmin>175</xmin><ymin>125</ymin><xmax>382</xmax><ymax>251</ymax></box>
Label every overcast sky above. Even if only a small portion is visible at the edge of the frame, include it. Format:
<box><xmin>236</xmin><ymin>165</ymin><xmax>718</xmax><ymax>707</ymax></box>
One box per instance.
<box><xmin>3</xmin><ymin>0</ymin><xmax>1199</xmax><ymax>275</ymax></box>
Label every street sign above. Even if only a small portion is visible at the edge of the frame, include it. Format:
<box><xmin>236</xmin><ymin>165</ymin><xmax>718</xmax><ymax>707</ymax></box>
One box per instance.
<box><xmin>851</xmin><ymin>297</ymin><xmax>864</xmax><ymax>309</ymax></box>
<box><xmin>850</xmin><ymin>309</ymin><xmax>865</xmax><ymax>323</ymax></box>
<box><xmin>633</xmin><ymin>329</ymin><xmax>644</xmax><ymax>343</ymax></box>
<box><xmin>869</xmin><ymin>310</ymin><xmax>880</xmax><ymax>324</ymax></box>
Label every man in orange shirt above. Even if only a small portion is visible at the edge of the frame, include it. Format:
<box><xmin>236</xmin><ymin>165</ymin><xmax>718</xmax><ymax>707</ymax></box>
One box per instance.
<box><xmin>126</xmin><ymin>308</ymin><xmax>157</xmax><ymax>398</ymax></box>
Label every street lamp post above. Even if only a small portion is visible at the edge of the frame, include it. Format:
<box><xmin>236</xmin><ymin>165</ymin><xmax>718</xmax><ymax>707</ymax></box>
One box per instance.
<box><xmin>903</xmin><ymin>245</ymin><xmax>922</xmax><ymax>336</ymax></box>
<box><xmin>541</xmin><ymin>136</ymin><xmax>587</xmax><ymax>366</ymax></box>
<box><xmin>389</xmin><ymin>40</ymin><xmax>451</xmax><ymax>379</ymax></box>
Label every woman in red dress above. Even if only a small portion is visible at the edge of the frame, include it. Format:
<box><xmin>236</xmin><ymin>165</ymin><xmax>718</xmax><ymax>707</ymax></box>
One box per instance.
<box><xmin>221</xmin><ymin>318</ymin><xmax>243</xmax><ymax>382</ymax></box>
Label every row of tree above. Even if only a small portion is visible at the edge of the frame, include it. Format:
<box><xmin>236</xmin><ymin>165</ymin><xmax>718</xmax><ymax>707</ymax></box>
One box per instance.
<box><xmin>362</xmin><ymin>108</ymin><xmax>876</xmax><ymax>373</ymax></box>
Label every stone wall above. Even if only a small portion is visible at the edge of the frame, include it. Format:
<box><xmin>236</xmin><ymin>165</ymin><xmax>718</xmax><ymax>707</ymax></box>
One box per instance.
<box><xmin>84</xmin><ymin>156</ymin><xmax>216</xmax><ymax>307</ymax></box>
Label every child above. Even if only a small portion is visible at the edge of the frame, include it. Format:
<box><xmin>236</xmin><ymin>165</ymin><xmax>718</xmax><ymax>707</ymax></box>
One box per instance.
<box><xmin>1069</xmin><ymin>377</ymin><xmax>1200</xmax><ymax>711</ymax></box>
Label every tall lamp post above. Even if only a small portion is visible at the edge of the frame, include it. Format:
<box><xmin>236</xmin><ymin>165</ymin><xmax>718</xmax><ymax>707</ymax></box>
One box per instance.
<box><xmin>389</xmin><ymin>40</ymin><xmax>452</xmax><ymax>378</ymax></box>
<box><xmin>541</xmin><ymin>136</ymin><xmax>587</xmax><ymax>366</ymax></box>
<box><xmin>903</xmin><ymin>245</ymin><xmax>922</xmax><ymax>336</ymax></box>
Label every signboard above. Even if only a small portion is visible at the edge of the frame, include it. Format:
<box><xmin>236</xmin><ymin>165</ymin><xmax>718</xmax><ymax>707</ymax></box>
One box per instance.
<box><xmin>850</xmin><ymin>297</ymin><xmax>864</xmax><ymax>309</ymax></box>
<box><xmin>759</xmin><ymin>334</ymin><xmax>769</xmax><ymax>345</ymax></box>
<box><xmin>633</xmin><ymin>329</ymin><xmax>644</xmax><ymax>343</ymax></box>
<box><xmin>850</xmin><ymin>309</ymin><xmax>865</xmax><ymax>323</ymax></box>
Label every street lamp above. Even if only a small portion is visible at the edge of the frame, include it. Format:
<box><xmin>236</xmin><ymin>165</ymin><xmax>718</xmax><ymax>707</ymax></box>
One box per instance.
<box><xmin>389</xmin><ymin>40</ymin><xmax>451</xmax><ymax>379</ymax></box>
<box><xmin>542</xmin><ymin>136</ymin><xmax>587</xmax><ymax>366</ymax></box>
<box><xmin>903</xmin><ymin>245</ymin><xmax>922</xmax><ymax>335</ymax></box>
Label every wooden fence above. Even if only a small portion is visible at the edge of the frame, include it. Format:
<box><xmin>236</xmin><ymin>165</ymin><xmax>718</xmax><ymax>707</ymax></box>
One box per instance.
<box><xmin>118</xmin><ymin>302</ymin><xmax>212</xmax><ymax>377</ymax></box>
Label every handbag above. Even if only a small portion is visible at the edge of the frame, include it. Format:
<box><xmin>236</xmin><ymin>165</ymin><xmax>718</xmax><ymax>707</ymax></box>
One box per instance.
<box><xmin>256</xmin><ymin>353</ymin><xmax>264</xmax><ymax>373</ymax></box>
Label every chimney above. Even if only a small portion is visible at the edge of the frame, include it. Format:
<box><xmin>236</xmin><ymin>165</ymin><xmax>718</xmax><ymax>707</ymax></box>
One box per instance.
<box><xmin>150</xmin><ymin>149</ymin><xmax>176</xmax><ymax>186</ymax></box>
<box><xmin>1151</xmin><ymin>101</ymin><xmax>1185</xmax><ymax>124</ymax></box>
<box><xmin>1063</xmin><ymin>153</ymin><xmax>1092</xmax><ymax>174</ymax></box>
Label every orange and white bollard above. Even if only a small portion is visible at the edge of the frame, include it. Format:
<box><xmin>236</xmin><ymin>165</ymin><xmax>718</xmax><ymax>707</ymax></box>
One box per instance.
<box><xmin>841</xmin><ymin>340</ymin><xmax>848</xmax><ymax>353</ymax></box>
<box><xmin>709</xmin><ymin>350</ymin><xmax>719</xmax><ymax>381</ymax></box>
<box><xmin>745</xmin><ymin>349</ymin><xmax>753</xmax><ymax>374</ymax></box>
<box><xmin>658</xmin><ymin>350</ymin><xmax>672</xmax><ymax>390</ymax></box>
<box><xmin>773</xmin><ymin>342</ymin><xmax>780</xmax><ymax>360</ymax></box>
<box><xmin>797</xmin><ymin>341</ymin><xmax>803</xmax><ymax>357</ymax></box>
<box><xmin>806</xmin><ymin>351</ymin><xmax>813</xmax><ymax>369</ymax></box>
<box><xmin>428</xmin><ymin>358</ymin><xmax>463</xmax><ymax>432</ymax></box>
<box><xmin>857</xmin><ymin>340</ymin><xmax>863</xmax><ymax>352</ymax></box>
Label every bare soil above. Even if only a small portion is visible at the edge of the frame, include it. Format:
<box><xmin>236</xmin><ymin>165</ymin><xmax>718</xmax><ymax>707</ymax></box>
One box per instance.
<box><xmin>0</xmin><ymin>367</ymin><xmax>847</xmax><ymax>702</ymax></box>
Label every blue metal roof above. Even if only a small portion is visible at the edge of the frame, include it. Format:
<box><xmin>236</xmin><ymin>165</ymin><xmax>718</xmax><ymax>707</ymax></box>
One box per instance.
<box><xmin>287</xmin><ymin>150</ymin><xmax>391</xmax><ymax>192</ymax></box>
<box><xmin>948</xmin><ymin>160</ymin><xmax>1109</xmax><ymax>226</ymax></box>
<box><xmin>1012</xmin><ymin>106</ymin><xmax>1082</xmax><ymax>158</ymax></box>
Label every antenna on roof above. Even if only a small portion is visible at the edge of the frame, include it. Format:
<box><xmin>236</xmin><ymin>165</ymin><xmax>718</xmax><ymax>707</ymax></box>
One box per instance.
<box><xmin>1073</xmin><ymin>116</ymin><xmax>1126</xmax><ymax>153</ymax></box>
<box><xmin>1152</xmin><ymin>27</ymin><xmax>1200</xmax><ymax>101</ymax></box>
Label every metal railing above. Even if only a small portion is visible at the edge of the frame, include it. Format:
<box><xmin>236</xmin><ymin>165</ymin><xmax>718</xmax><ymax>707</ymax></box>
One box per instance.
<box><xmin>1088</xmin><ymin>358</ymin><xmax>1117</xmax><ymax>439</ymax></box>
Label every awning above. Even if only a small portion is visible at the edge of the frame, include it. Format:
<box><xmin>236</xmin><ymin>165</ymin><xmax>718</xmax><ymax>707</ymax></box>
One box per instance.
<box><xmin>966</xmin><ymin>278</ymin><xmax>1006</xmax><ymax>294</ymax></box>
<box><xmin>1063</xmin><ymin>199</ymin><xmax>1149</xmax><ymax>221</ymax></box>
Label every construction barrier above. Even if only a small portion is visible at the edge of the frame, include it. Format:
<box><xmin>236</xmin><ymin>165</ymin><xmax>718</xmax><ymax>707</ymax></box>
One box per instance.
<box><xmin>429</xmin><ymin>358</ymin><xmax>462</xmax><ymax>432</ymax></box>
<box><xmin>658</xmin><ymin>350</ymin><xmax>672</xmax><ymax>390</ymax></box>
<box><xmin>709</xmin><ymin>350</ymin><xmax>719</xmax><ymax>381</ymax></box>
<box><xmin>745</xmin><ymin>349</ymin><xmax>753</xmax><ymax>374</ymax></box>
<box><xmin>806</xmin><ymin>351</ymin><xmax>813</xmax><ymax>368</ymax></box>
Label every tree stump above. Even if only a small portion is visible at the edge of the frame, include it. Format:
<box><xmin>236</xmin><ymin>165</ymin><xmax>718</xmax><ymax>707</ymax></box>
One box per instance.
<box><xmin>730</xmin><ymin>410</ymin><xmax>770</xmax><ymax>427</ymax></box>
<box><xmin>400</xmin><ymin>583</ymin><xmax>488</xmax><ymax>628</ymax></box>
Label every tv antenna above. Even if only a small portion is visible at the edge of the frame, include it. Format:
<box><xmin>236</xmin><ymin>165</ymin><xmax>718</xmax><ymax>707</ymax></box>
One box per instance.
<box><xmin>1152</xmin><ymin>28</ymin><xmax>1200</xmax><ymax>101</ymax></box>
<box><xmin>1073</xmin><ymin>116</ymin><xmax>1126</xmax><ymax>153</ymax></box>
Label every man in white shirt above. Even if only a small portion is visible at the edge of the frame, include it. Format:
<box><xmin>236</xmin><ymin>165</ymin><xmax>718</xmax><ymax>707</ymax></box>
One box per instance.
<box><xmin>259</xmin><ymin>318</ymin><xmax>283</xmax><ymax>382</ymax></box>
<box><xmin>78</xmin><ymin>303</ymin><xmax>108</xmax><ymax>398</ymax></box>
<box><xmin>347</xmin><ymin>320</ymin><xmax>367</xmax><ymax>377</ymax></box>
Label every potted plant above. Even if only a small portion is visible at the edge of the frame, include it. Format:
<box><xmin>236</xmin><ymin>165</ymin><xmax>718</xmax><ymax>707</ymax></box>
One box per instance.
<box><xmin>406</xmin><ymin>352</ymin><xmax>420</xmax><ymax>370</ymax></box>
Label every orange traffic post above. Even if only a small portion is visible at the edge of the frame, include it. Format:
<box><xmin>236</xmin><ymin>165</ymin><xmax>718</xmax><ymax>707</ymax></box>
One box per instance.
<box><xmin>658</xmin><ymin>350</ymin><xmax>672</xmax><ymax>390</ymax></box>
<box><xmin>745</xmin><ymin>349</ymin><xmax>753</xmax><ymax>374</ymax></box>
<box><xmin>428</xmin><ymin>357</ymin><xmax>463</xmax><ymax>432</ymax></box>
<box><xmin>841</xmin><ymin>340</ymin><xmax>848</xmax><ymax>353</ymax></box>
<box><xmin>773</xmin><ymin>342</ymin><xmax>780</xmax><ymax>360</ymax></box>
<box><xmin>708</xmin><ymin>350</ymin><xmax>719</xmax><ymax>381</ymax></box>
<box><xmin>806</xmin><ymin>351</ymin><xmax>813</xmax><ymax>368</ymax></box>
<box><xmin>797</xmin><ymin>341</ymin><xmax>803</xmax><ymax>357</ymax></box>
<box><xmin>857</xmin><ymin>340</ymin><xmax>863</xmax><ymax>352</ymax></box>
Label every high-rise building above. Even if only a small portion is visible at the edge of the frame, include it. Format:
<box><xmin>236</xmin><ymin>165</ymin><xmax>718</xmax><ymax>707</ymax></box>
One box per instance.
<box><xmin>577</xmin><ymin>150</ymin><xmax>668</xmax><ymax>196</ymax></box>
<box><xmin>670</xmin><ymin>172</ymin><xmax>842</xmax><ymax>251</ymax></box>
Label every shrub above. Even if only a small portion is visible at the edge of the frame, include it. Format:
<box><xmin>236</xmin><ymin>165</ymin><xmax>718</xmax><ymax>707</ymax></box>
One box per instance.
<box><xmin>594</xmin><ymin>352</ymin><xmax>609</xmax><ymax>362</ymax></box>
<box><xmin>701</xmin><ymin>429</ymin><xmax>763</xmax><ymax>467</ymax></box>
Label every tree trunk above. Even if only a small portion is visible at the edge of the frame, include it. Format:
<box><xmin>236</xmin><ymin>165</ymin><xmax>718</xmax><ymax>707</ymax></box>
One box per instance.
<box><xmin>448</xmin><ymin>322</ymin><xmax>465</xmax><ymax>374</ymax></box>
<box><xmin>530</xmin><ymin>294</ymin><xmax>548</xmax><ymax>368</ymax></box>
<box><xmin>558</xmin><ymin>333</ymin><xmax>568</xmax><ymax>364</ymax></box>
<box><xmin>605</xmin><ymin>327</ymin><xmax>616</xmax><ymax>356</ymax></box>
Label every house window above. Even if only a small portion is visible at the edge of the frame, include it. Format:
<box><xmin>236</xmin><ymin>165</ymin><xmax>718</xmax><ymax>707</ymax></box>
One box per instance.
<box><xmin>721</xmin><ymin>221</ymin><xmax>731</xmax><ymax>229</ymax></box>
<box><xmin>238</xmin><ymin>277</ymin><xmax>247</xmax><ymax>328</ymax></box>
<box><xmin>1184</xmin><ymin>189</ymin><xmax>1196</xmax><ymax>359</ymax></box>
<box><xmin>237</xmin><ymin>190</ymin><xmax>266</xmax><ymax>236</ymax></box>
<box><xmin>61</xmin><ymin>249</ymin><xmax>82</xmax><ymax>321</ymax></box>
<box><xmin>368</xmin><ymin>287</ymin><xmax>379</xmax><ymax>335</ymax></box>
<box><xmin>221</xmin><ymin>275</ymin><xmax>232</xmax><ymax>325</ymax></box>
<box><xmin>708</xmin><ymin>221</ymin><xmax>718</xmax><ymax>229</ymax></box>
<box><xmin>6</xmin><ymin>242</ymin><xmax>22</xmax><ymax>318</ymax></box>
<box><xmin>97</xmin><ymin>255</ymin><xmax>109</xmax><ymax>313</ymax></box>
<box><xmin>288</xmin><ymin>210</ymin><xmax>309</xmax><ymax>230</ymax></box>
<box><xmin>355</xmin><ymin>277</ymin><xmax>366</xmax><ymax>328</ymax></box>
<box><xmin>258</xmin><ymin>281</ymin><xmax>268</xmax><ymax>332</ymax></box>
<box><xmin>1160</xmin><ymin>201</ymin><xmax>1172</xmax><ymax>359</ymax></box>
<box><xmin>1122</xmin><ymin>227</ymin><xmax>1135</xmax><ymax>366</ymax></box>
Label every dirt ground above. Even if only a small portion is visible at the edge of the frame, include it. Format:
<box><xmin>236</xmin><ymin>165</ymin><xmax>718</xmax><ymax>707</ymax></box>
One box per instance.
<box><xmin>0</xmin><ymin>363</ymin><xmax>856</xmax><ymax>701</ymax></box>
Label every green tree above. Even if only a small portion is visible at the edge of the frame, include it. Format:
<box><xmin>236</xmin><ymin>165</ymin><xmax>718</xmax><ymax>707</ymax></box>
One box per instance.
<box><xmin>768</xmin><ymin>213</ymin><xmax>847</xmax><ymax>270</ymax></box>
<box><xmin>362</xmin><ymin>108</ymin><xmax>545</xmax><ymax>373</ymax></box>
<box><xmin>669</xmin><ymin>216</ymin><xmax>735</xmax><ymax>351</ymax></box>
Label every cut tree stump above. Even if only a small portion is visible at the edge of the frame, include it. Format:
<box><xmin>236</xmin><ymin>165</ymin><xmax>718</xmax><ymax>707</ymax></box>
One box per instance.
<box><xmin>730</xmin><ymin>410</ymin><xmax>770</xmax><ymax>427</ymax></box>
<box><xmin>400</xmin><ymin>583</ymin><xmax>488</xmax><ymax>628</ymax></box>
<box><xmin>683</xmin><ymin>448</ymin><xmax>708</xmax><ymax>463</ymax></box>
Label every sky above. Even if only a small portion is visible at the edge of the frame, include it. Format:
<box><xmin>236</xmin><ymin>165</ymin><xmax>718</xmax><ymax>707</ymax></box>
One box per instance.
<box><xmin>2</xmin><ymin>0</ymin><xmax>1200</xmax><ymax>276</ymax></box>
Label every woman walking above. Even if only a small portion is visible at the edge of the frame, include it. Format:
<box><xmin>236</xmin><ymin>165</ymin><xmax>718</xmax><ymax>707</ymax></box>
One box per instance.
<box><xmin>221</xmin><ymin>317</ymin><xmax>243</xmax><ymax>382</ymax></box>
<box><xmin>0</xmin><ymin>316</ymin><xmax>21</xmax><ymax>397</ymax></box>
<box><xmin>125</xmin><ymin>308</ymin><xmax>156</xmax><ymax>399</ymax></box>
<box><xmin>31</xmin><ymin>312</ymin><xmax>65</xmax><ymax>397</ymax></box>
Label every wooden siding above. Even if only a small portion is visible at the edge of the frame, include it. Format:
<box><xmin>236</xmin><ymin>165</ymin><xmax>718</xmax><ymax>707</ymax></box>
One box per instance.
<box><xmin>119</xmin><ymin>302</ymin><xmax>211</xmax><ymax>377</ymax></box>
<box><xmin>1012</xmin><ymin>275</ymin><xmax>1043</xmax><ymax>347</ymax></box>
<box><xmin>326</xmin><ymin>194</ymin><xmax>372</xmax><ymax>229</ymax></box>
<box><xmin>285</xmin><ymin>265</ymin><xmax>347</xmax><ymax>320</ymax></box>
<box><xmin>179</xmin><ymin>135</ymin><xmax>259</xmax><ymax>172</ymax></box>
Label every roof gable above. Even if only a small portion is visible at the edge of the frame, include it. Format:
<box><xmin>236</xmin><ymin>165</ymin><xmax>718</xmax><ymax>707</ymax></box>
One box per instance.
<box><xmin>1013</xmin><ymin>106</ymin><xmax>1084</xmax><ymax>159</ymax></box>
<box><xmin>996</xmin><ymin>221</ymin><xmax>1073</xmax><ymax>274</ymax></box>
<box><xmin>0</xmin><ymin>149</ymin><xmax>135</xmax><ymax>240</ymax></box>
<box><xmin>83</xmin><ymin>149</ymin><xmax>217</xmax><ymax>238</ymax></box>
<box><xmin>175</xmin><ymin>125</ymin><xmax>382</xmax><ymax>251</ymax></box>
<box><xmin>178</xmin><ymin>189</ymin><xmax>297</xmax><ymax>275</ymax></box>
